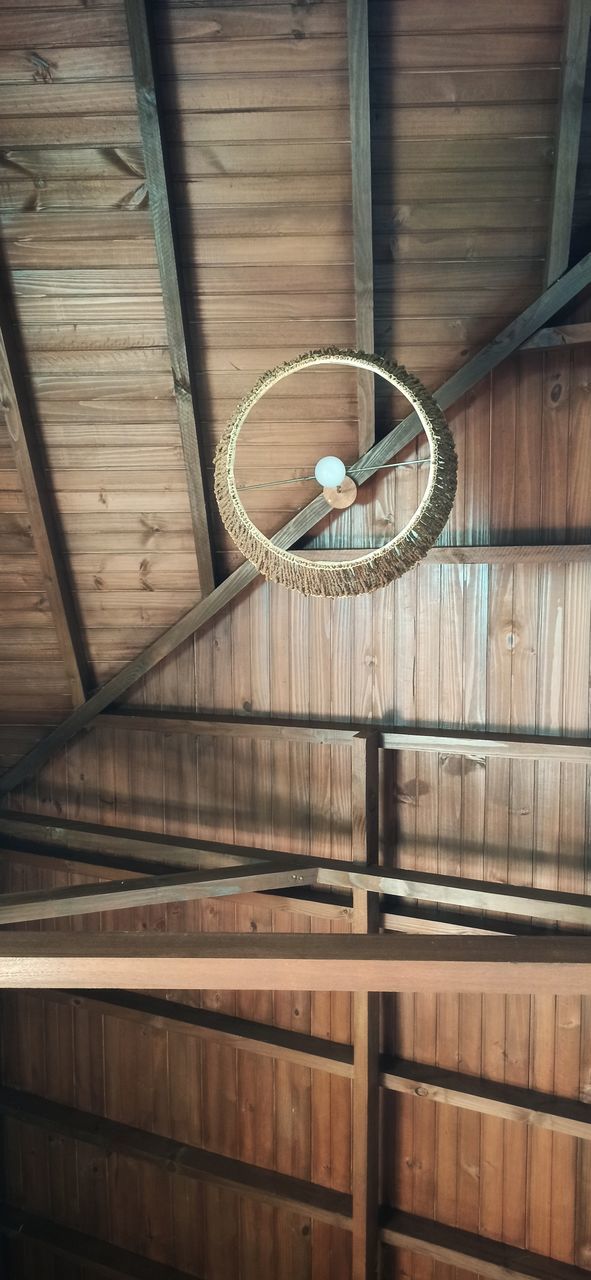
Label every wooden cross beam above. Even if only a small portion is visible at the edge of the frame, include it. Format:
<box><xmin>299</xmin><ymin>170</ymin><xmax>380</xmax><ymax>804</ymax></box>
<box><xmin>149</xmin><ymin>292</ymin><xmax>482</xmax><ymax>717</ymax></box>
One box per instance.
<box><xmin>0</xmin><ymin>934</ymin><xmax>589</xmax><ymax>993</ymax></box>
<box><xmin>3</xmin><ymin>247</ymin><xmax>591</xmax><ymax>797</ymax></box>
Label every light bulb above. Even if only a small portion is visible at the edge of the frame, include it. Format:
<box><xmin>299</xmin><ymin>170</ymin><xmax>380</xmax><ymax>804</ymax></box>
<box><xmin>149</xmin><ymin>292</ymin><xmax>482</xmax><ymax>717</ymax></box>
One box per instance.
<box><xmin>314</xmin><ymin>455</ymin><xmax>346</xmax><ymax>488</ymax></box>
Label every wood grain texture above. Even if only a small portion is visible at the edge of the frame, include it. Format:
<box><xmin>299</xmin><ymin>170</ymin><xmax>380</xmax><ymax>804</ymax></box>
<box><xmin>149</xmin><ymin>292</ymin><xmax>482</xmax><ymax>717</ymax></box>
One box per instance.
<box><xmin>381</xmin><ymin>1210</ymin><xmax>591</xmax><ymax>1280</ymax></box>
<box><xmin>0</xmin><ymin>933</ymin><xmax>590</xmax><ymax>993</ymax></box>
<box><xmin>545</xmin><ymin>1</ymin><xmax>591</xmax><ymax>284</ymax></box>
<box><xmin>347</xmin><ymin>0</ymin><xmax>374</xmax><ymax>454</ymax></box>
<box><xmin>124</xmin><ymin>0</ymin><xmax>215</xmax><ymax>594</ymax></box>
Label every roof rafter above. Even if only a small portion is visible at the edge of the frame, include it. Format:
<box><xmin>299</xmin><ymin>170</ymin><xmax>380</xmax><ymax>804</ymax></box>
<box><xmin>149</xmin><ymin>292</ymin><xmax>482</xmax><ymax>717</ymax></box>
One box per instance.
<box><xmin>545</xmin><ymin>0</ymin><xmax>591</xmax><ymax>285</ymax></box>
<box><xmin>3</xmin><ymin>249</ymin><xmax>591</xmax><ymax>796</ymax></box>
<box><xmin>124</xmin><ymin>0</ymin><xmax>216</xmax><ymax>593</ymax></box>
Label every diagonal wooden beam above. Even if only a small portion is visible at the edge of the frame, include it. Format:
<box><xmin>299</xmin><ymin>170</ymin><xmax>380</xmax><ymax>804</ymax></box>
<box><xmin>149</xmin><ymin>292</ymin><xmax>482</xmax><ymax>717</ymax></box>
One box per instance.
<box><xmin>0</xmin><ymin>933</ymin><xmax>590</xmax><ymax>994</ymax></box>
<box><xmin>124</xmin><ymin>0</ymin><xmax>215</xmax><ymax>593</ymax></box>
<box><xmin>347</xmin><ymin>0</ymin><xmax>375</xmax><ymax>451</ymax></box>
<box><xmin>0</xmin><ymin>1087</ymin><xmax>352</xmax><ymax>1230</ymax></box>
<box><xmin>0</xmin><ymin>1203</ymin><xmax>202</xmax><ymax>1280</ymax></box>
<box><xmin>381</xmin><ymin>1210</ymin><xmax>591</xmax><ymax>1280</ymax></box>
<box><xmin>545</xmin><ymin>0</ymin><xmax>591</xmax><ymax>285</ymax></box>
<box><xmin>3</xmin><ymin>249</ymin><xmax>591</xmax><ymax>796</ymax></box>
<box><xmin>0</xmin><ymin>859</ymin><xmax>318</xmax><ymax>925</ymax></box>
<box><xmin>379</xmin><ymin>1058</ymin><xmax>591</xmax><ymax>1142</ymax></box>
<box><xmin>0</xmin><ymin>297</ymin><xmax>87</xmax><ymax>706</ymax></box>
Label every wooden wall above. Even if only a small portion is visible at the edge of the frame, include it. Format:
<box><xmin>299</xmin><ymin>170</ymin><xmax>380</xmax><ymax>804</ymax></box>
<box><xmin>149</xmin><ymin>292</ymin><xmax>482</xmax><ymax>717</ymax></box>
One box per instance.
<box><xmin>3</xmin><ymin>344</ymin><xmax>591</xmax><ymax>1278</ymax></box>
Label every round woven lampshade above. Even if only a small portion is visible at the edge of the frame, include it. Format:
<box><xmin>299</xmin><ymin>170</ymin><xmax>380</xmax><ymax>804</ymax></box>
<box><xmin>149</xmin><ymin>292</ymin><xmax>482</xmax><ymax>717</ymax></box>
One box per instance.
<box><xmin>214</xmin><ymin>348</ymin><xmax>457</xmax><ymax>598</ymax></box>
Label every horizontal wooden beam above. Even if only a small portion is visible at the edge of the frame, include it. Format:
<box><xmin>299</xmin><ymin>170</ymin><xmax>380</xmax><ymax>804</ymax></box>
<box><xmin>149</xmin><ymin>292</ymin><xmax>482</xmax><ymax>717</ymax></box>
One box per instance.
<box><xmin>380</xmin><ymin>1058</ymin><xmax>591</xmax><ymax>1142</ymax></box>
<box><xmin>0</xmin><ymin>860</ymin><xmax>317</xmax><ymax>925</ymax></box>
<box><xmin>4</xmin><ymin>248</ymin><xmax>591</xmax><ymax>797</ymax></box>
<box><xmin>98</xmin><ymin>711</ymin><xmax>591</xmax><ymax>764</ymax></box>
<box><xmin>381</xmin><ymin>1210</ymin><xmax>591</xmax><ymax>1280</ymax></box>
<box><xmin>296</xmin><ymin>544</ymin><xmax>591</xmax><ymax>564</ymax></box>
<box><xmin>0</xmin><ymin>934</ymin><xmax>590</xmax><ymax>994</ymax></box>
<box><xmin>0</xmin><ymin>1203</ymin><xmax>200</xmax><ymax>1280</ymax></box>
<box><xmin>0</xmin><ymin>1087</ymin><xmax>352</xmax><ymax>1230</ymax></box>
<box><xmin>521</xmin><ymin>322</ymin><xmax>591</xmax><ymax>350</ymax></box>
<box><xmin>28</xmin><ymin>989</ymin><xmax>355</xmax><ymax>1079</ymax></box>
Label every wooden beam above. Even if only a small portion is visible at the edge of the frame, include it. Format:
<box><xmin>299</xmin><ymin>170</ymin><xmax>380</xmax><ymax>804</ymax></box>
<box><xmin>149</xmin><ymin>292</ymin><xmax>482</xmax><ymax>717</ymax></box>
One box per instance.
<box><xmin>545</xmin><ymin>0</ymin><xmax>591</xmax><ymax>285</ymax></box>
<box><xmin>380</xmin><ymin>1058</ymin><xmax>591</xmax><ymax>1142</ymax></box>
<box><xmin>351</xmin><ymin>733</ymin><xmax>381</xmax><ymax>1278</ymax></box>
<box><xmin>0</xmin><ymin>1087</ymin><xmax>352</xmax><ymax>1230</ymax></box>
<box><xmin>97</xmin><ymin>711</ymin><xmax>591</xmax><ymax>764</ymax></box>
<box><xmin>30</xmin><ymin>988</ymin><xmax>355</xmax><ymax>1078</ymax></box>
<box><xmin>0</xmin><ymin>860</ymin><xmax>318</xmax><ymax>925</ymax></box>
<box><xmin>0</xmin><ymin>934</ymin><xmax>590</xmax><ymax>994</ymax></box>
<box><xmin>347</xmin><ymin>0</ymin><xmax>375</xmax><ymax>452</ymax></box>
<box><xmin>2</xmin><ymin>811</ymin><xmax>590</xmax><ymax>926</ymax></box>
<box><xmin>381</xmin><ymin>1210</ymin><xmax>591</xmax><ymax>1280</ymax></box>
<box><xmin>316</xmin><ymin>863</ymin><xmax>591</xmax><ymax>927</ymax></box>
<box><xmin>0</xmin><ymin>1204</ymin><xmax>201</xmax><ymax>1280</ymax></box>
<box><xmin>298</xmin><ymin>544</ymin><xmax>591</xmax><ymax>563</ymax></box>
<box><xmin>0</xmin><ymin>296</ymin><xmax>87</xmax><ymax>706</ymax></box>
<box><xmin>4</xmin><ymin>248</ymin><xmax>591</xmax><ymax>795</ymax></box>
<box><xmin>124</xmin><ymin>0</ymin><xmax>215</xmax><ymax>592</ymax></box>
<box><xmin>521</xmin><ymin>323</ymin><xmax>591</xmax><ymax>350</ymax></box>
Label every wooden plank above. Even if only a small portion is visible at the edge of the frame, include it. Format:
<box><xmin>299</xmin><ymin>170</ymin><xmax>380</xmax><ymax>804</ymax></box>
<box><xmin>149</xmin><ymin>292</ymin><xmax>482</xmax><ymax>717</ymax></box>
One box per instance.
<box><xmin>0</xmin><ymin>860</ymin><xmax>319</xmax><ymax>925</ymax></box>
<box><xmin>4</xmin><ymin>250</ymin><xmax>591</xmax><ymax>796</ymax></box>
<box><xmin>0</xmin><ymin>1203</ymin><xmax>202</xmax><ymax>1280</ymax></box>
<box><xmin>350</xmin><ymin>733</ymin><xmax>380</xmax><ymax>1278</ymax></box>
<box><xmin>380</xmin><ymin>1058</ymin><xmax>591</xmax><ymax>1142</ymax></box>
<box><xmin>545</xmin><ymin>1</ymin><xmax>591</xmax><ymax>284</ymax></box>
<box><xmin>99</xmin><ymin>710</ymin><xmax>591</xmax><ymax>762</ymax></box>
<box><xmin>347</xmin><ymin>0</ymin><xmax>374</xmax><ymax>453</ymax></box>
<box><xmin>522</xmin><ymin>323</ymin><xmax>591</xmax><ymax>349</ymax></box>
<box><xmin>0</xmin><ymin>1086</ymin><xmax>352</xmax><ymax>1230</ymax></box>
<box><xmin>0</xmin><ymin>304</ymin><xmax>87</xmax><ymax>706</ymax></box>
<box><xmin>32</xmin><ymin>989</ymin><xmax>355</xmax><ymax>1078</ymax></box>
<box><xmin>380</xmin><ymin>1210</ymin><xmax>591</xmax><ymax>1280</ymax></box>
<box><xmin>0</xmin><ymin>933</ymin><xmax>590</xmax><ymax>993</ymax></box>
<box><xmin>124</xmin><ymin>0</ymin><xmax>215</xmax><ymax>594</ymax></box>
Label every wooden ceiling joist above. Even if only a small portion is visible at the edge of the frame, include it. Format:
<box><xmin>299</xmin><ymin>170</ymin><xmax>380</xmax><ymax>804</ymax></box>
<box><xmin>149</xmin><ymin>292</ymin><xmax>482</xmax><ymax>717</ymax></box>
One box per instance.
<box><xmin>0</xmin><ymin>1087</ymin><xmax>353</xmax><ymax>1231</ymax></box>
<box><xmin>124</xmin><ymin>0</ymin><xmax>215</xmax><ymax>594</ymax></box>
<box><xmin>3</xmin><ymin>249</ymin><xmax>591</xmax><ymax>797</ymax></box>
<box><xmin>0</xmin><ymin>1204</ymin><xmax>200</xmax><ymax>1280</ymax></box>
<box><xmin>382</xmin><ymin>1211</ymin><xmax>591</xmax><ymax>1280</ymax></box>
<box><xmin>26</xmin><ymin>988</ymin><xmax>591</xmax><ymax>1142</ymax></box>
<box><xmin>545</xmin><ymin>0</ymin><xmax>591</xmax><ymax>284</ymax></box>
<box><xmin>0</xmin><ymin>313</ymin><xmax>87</xmax><ymax>708</ymax></box>
<box><xmin>347</xmin><ymin>0</ymin><xmax>375</xmax><ymax>452</ymax></box>
<box><xmin>1</xmin><ymin>933</ymin><xmax>590</xmax><ymax>994</ymax></box>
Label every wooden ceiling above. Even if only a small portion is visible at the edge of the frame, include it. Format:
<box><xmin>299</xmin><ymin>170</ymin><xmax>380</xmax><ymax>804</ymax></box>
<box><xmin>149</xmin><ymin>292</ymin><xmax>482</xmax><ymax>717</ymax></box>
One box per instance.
<box><xmin>1</xmin><ymin>1</ymin><xmax>591</xmax><ymax>1279</ymax></box>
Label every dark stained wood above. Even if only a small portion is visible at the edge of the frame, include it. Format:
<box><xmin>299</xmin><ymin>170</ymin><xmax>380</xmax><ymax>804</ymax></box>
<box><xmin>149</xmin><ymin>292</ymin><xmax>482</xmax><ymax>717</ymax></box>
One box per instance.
<box><xmin>381</xmin><ymin>1210</ymin><xmax>591</xmax><ymax>1279</ymax></box>
<box><xmin>347</xmin><ymin>0</ymin><xmax>374</xmax><ymax>453</ymax></box>
<box><xmin>0</xmin><ymin>933</ymin><xmax>590</xmax><ymax>994</ymax></box>
<box><xmin>350</xmin><ymin>734</ymin><xmax>380</xmax><ymax>1278</ymax></box>
<box><xmin>380</xmin><ymin>1058</ymin><xmax>591</xmax><ymax>1141</ymax></box>
<box><xmin>3</xmin><ymin>252</ymin><xmax>591</xmax><ymax>798</ymax></box>
<box><xmin>522</xmin><ymin>323</ymin><xmax>591</xmax><ymax>349</ymax></box>
<box><xmin>545</xmin><ymin>1</ymin><xmax>591</xmax><ymax>284</ymax></box>
<box><xmin>0</xmin><ymin>860</ymin><xmax>318</xmax><ymax>925</ymax></box>
<box><xmin>0</xmin><ymin>1203</ymin><xmax>202</xmax><ymax>1280</ymax></box>
<box><xmin>124</xmin><ymin>0</ymin><xmax>215</xmax><ymax>594</ymax></box>
<box><xmin>0</xmin><ymin>300</ymin><xmax>87</xmax><ymax>707</ymax></box>
<box><xmin>0</xmin><ymin>1086</ymin><xmax>353</xmax><ymax>1230</ymax></box>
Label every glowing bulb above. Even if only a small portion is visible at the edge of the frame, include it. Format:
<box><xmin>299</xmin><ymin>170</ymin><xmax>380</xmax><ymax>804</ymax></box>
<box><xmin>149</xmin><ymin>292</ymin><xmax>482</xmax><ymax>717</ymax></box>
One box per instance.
<box><xmin>314</xmin><ymin>455</ymin><xmax>346</xmax><ymax>488</ymax></box>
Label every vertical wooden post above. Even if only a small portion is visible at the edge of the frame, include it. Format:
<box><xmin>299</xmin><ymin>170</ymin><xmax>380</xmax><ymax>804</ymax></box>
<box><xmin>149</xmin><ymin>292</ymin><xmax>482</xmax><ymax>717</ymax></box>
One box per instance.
<box><xmin>347</xmin><ymin>0</ymin><xmax>375</xmax><ymax>452</ymax></box>
<box><xmin>545</xmin><ymin>0</ymin><xmax>591</xmax><ymax>285</ymax></box>
<box><xmin>351</xmin><ymin>731</ymin><xmax>381</xmax><ymax>1278</ymax></box>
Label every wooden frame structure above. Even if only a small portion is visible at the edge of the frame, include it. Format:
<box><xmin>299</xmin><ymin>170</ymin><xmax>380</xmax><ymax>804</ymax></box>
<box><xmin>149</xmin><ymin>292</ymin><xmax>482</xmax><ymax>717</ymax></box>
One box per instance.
<box><xmin>1</xmin><ymin>713</ymin><xmax>591</xmax><ymax>1276</ymax></box>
